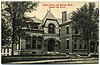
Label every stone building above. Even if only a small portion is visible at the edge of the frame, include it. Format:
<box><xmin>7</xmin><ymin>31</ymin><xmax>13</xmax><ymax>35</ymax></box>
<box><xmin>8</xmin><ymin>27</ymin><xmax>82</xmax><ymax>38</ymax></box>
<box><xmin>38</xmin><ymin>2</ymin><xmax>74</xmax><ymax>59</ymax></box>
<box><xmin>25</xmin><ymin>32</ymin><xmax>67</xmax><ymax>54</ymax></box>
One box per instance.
<box><xmin>13</xmin><ymin>10</ymin><xmax>61</xmax><ymax>55</ymax></box>
<box><xmin>2</xmin><ymin>10</ymin><xmax>98</xmax><ymax>56</ymax></box>
<box><xmin>15</xmin><ymin>16</ymin><xmax>44</xmax><ymax>55</ymax></box>
<box><xmin>60</xmin><ymin>11</ymin><xmax>99</xmax><ymax>55</ymax></box>
<box><xmin>41</xmin><ymin>10</ymin><xmax>61</xmax><ymax>54</ymax></box>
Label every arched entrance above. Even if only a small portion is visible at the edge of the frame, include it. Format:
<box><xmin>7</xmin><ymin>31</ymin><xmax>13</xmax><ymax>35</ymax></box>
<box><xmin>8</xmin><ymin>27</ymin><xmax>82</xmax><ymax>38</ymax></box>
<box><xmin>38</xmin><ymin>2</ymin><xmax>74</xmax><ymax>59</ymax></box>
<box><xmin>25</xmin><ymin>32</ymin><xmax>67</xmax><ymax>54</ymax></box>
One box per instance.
<box><xmin>48</xmin><ymin>39</ymin><xmax>55</xmax><ymax>51</ymax></box>
<box><xmin>90</xmin><ymin>41</ymin><xmax>95</xmax><ymax>53</ymax></box>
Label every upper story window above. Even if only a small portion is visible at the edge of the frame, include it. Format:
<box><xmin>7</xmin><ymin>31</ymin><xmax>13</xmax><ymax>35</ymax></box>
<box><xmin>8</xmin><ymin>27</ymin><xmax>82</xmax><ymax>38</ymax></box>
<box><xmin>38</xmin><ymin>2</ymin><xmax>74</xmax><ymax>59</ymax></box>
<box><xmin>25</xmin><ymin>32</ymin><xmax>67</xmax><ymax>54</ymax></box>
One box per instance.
<box><xmin>33</xmin><ymin>24</ymin><xmax>38</xmax><ymax>29</ymax></box>
<box><xmin>66</xmin><ymin>27</ymin><xmax>69</xmax><ymax>34</ymax></box>
<box><xmin>48</xmin><ymin>24</ymin><xmax>55</xmax><ymax>34</ymax></box>
<box><xmin>27</xmin><ymin>23</ymin><xmax>39</xmax><ymax>29</ymax></box>
<box><xmin>75</xmin><ymin>28</ymin><xmax>78</xmax><ymax>34</ymax></box>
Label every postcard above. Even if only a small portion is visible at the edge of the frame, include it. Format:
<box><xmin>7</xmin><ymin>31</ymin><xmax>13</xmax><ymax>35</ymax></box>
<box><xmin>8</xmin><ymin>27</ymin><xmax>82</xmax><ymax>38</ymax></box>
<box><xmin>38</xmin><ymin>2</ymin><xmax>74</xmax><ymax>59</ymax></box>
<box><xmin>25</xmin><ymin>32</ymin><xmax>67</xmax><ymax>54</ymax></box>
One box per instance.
<box><xmin>1</xmin><ymin>1</ymin><xmax>99</xmax><ymax>64</ymax></box>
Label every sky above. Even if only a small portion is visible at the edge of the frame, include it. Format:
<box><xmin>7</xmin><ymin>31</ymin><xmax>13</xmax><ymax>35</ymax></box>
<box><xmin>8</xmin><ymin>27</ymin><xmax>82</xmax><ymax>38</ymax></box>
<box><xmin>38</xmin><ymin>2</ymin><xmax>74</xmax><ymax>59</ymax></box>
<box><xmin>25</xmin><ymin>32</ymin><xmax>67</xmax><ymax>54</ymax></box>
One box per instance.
<box><xmin>25</xmin><ymin>1</ymin><xmax>99</xmax><ymax>20</ymax></box>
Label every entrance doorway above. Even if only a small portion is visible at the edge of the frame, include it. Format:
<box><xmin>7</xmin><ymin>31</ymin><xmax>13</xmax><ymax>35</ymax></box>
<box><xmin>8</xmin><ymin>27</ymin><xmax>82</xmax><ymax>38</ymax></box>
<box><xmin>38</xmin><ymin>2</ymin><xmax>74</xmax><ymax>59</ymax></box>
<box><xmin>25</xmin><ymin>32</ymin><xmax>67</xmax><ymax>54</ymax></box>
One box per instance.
<box><xmin>90</xmin><ymin>41</ymin><xmax>95</xmax><ymax>53</ymax></box>
<box><xmin>48</xmin><ymin>39</ymin><xmax>55</xmax><ymax>51</ymax></box>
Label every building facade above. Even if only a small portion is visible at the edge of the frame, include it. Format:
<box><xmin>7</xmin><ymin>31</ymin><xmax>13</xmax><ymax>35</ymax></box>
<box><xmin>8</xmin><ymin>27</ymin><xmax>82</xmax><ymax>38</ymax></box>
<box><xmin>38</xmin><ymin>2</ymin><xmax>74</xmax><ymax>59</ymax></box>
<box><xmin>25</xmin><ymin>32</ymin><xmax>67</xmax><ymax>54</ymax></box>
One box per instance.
<box><xmin>60</xmin><ymin>11</ymin><xmax>99</xmax><ymax>55</ymax></box>
<box><xmin>2</xmin><ymin>10</ymin><xmax>98</xmax><ymax>56</ymax></box>
<box><xmin>13</xmin><ymin>10</ymin><xmax>61</xmax><ymax>55</ymax></box>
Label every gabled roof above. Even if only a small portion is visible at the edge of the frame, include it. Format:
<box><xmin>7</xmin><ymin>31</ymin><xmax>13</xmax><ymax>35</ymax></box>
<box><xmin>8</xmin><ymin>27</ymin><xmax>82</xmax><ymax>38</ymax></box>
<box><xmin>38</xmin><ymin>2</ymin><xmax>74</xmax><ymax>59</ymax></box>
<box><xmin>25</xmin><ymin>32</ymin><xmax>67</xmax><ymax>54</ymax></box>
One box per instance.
<box><xmin>30</xmin><ymin>16</ymin><xmax>42</xmax><ymax>23</ymax></box>
<box><xmin>42</xmin><ymin>10</ymin><xmax>56</xmax><ymax>24</ymax></box>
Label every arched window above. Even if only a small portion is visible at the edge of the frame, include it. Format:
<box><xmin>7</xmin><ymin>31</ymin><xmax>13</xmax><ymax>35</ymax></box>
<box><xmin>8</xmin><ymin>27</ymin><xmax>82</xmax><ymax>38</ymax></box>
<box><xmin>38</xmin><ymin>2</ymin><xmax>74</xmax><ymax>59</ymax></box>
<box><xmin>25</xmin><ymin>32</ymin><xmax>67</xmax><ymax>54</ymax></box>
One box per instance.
<box><xmin>48</xmin><ymin>24</ymin><xmax>55</xmax><ymax>33</ymax></box>
<box><xmin>74</xmin><ymin>43</ymin><xmax>77</xmax><ymax>49</ymax></box>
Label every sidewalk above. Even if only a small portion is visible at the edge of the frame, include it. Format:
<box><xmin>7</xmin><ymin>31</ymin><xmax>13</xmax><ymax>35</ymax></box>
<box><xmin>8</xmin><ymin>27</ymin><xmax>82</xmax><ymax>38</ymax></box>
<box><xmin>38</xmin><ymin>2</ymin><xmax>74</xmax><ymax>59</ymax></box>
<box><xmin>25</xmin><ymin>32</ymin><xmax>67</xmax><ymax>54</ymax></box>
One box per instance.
<box><xmin>8</xmin><ymin>58</ymin><xmax>98</xmax><ymax>64</ymax></box>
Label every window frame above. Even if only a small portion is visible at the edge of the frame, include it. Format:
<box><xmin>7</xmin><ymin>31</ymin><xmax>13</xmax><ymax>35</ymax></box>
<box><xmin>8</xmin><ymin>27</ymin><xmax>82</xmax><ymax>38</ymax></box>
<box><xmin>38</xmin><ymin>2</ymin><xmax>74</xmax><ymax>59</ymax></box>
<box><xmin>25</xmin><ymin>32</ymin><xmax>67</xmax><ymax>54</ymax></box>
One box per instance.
<box><xmin>48</xmin><ymin>23</ymin><xmax>55</xmax><ymax>34</ymax></box>
<box><xmin>66</xmin><ymin>26</ymin><xmax>69</xmax><ymax>34</ymax></box>
<box><xmin>66</xmin><ymin>40</ymin><xmax>69</xmax><ymax>49</ymax></box>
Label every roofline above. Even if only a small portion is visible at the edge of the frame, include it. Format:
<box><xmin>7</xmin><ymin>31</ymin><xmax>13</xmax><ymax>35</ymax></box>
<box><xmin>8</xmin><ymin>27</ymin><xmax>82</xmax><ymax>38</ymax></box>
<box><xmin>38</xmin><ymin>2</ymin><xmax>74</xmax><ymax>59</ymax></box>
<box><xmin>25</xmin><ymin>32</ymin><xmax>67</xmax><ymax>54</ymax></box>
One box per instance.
<box><xmin>43</xmin><ymin>18</ymin><xmax>60</xmax><ymax>26</ymax></box>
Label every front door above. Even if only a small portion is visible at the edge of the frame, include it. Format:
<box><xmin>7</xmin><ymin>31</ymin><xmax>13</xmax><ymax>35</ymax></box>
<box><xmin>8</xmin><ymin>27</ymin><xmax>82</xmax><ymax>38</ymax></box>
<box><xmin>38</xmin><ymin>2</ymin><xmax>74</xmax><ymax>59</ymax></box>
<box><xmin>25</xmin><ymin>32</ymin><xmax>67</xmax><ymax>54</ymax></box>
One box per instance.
<box><xmin>48</xmin><ymin>39</ymin><xmax>55</xmax><ymax>51</ymax></box>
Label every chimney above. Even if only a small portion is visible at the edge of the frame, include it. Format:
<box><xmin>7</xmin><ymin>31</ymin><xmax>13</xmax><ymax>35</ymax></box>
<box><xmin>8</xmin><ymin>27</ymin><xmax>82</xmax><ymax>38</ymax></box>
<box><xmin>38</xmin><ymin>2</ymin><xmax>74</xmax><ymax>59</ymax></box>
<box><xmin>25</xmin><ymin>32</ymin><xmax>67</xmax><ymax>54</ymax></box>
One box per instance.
<box><xmin>62</xmin><ymin>11</ymin><xmax>67</xmax><ymax>23</ymax></box>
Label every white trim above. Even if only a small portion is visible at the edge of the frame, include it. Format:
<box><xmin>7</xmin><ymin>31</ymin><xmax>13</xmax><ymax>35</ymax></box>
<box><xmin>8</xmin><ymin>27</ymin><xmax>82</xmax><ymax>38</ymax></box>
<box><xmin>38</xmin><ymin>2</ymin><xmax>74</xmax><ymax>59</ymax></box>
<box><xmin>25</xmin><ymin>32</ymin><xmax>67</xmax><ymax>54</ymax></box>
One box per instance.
<box><xmin>66</xmin><ymin>39</ymin><xmax>69</xmax><ymax>40</ymax></box>
<box><xmin>66</xmin><ymin>25</ymin><xmax>69</xmax><ymax>27</ymax></box>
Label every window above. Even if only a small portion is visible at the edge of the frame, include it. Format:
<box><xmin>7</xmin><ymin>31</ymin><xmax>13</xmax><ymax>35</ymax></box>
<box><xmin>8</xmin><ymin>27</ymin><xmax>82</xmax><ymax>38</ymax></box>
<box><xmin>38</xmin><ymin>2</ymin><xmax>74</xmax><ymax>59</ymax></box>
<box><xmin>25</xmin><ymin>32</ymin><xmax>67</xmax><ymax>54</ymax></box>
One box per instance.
<box><xmin>26</xmin><ymin>37</ymin><xmax>31</xmax><ymax>49</ymax></box>
<box><xmin>32</xmin><ymin>37</ymin><xmax>36</xmax><ymax>49</ymax></box>
<box><xmin>66</xmin><ymin>27</ymin><xmax>69</xmax><ymax>34</ymax></box>
<box><xmin>58</xmin><ymin>42</ymin><xmax>60</xmax><ymax>49</ymax></box>
<box><xmin>48</xmin><ymin>24</ymin><xmax>55</xmax><ymax>33</ymax></box>
<box><xmin>74</xmin><ymin>40</ymin><xmax>77</xmax><ymax>49</ymax></box>
<box><xmin>38</xmin><ymin>37</ymin><xmax>43</xmax><ymax>44</ymax></box>
<box><xmin>16</xmin><ymin>44</ymin><xmax>19</xmax><ymax>50</ymax></box>
<box><xmin>75</xmin><ymin>28</ymin><xmax>78</xmax><ymax>34</ymax></box>
<box><xmin>33</xmin><ymin>24</ymin><xmax>38</xmax><ymax>29</ymax></box>
<box><xmin>79</xmin><ymin>44</ymin><xmax>82</xmax><ymax>49</ymax></box>
<box><xmin>26</xmin><ymin>44</ymin><xmax>30</xmax><ymax>49</ymax></box>
<box><xmin>66</xmin><ymin>40</ymin><xmax>69</xmax><ymax>49</ymax></box>
<box><xmin>38</xmin><ymin>37</ymin><xmax>42</xmax><ymax>41</ymax></box>
<box><xmin>84</xmin><ymin>44</ymin><xmax>87</xmax><ymax>49</ymax></box>
<box><xmin>74</xmin><ymin>43</ymin><xmax>77</xmax><ymax>49</ymax></box>
<box><xmin>59</xmin><ymin>29</ymin><xmax>60</xmax><ymax>36</ymax></box>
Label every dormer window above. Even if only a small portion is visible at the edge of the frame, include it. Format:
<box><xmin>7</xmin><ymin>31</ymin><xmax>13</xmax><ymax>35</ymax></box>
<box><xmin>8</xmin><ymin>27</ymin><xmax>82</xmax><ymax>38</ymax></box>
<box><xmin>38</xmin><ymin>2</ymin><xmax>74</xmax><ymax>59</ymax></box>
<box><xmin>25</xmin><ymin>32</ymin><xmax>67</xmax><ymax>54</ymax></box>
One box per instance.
<box><xmin>48</xmin><ymin>24</ymin><xmax>55</xmax><ymax>34</ymax></box>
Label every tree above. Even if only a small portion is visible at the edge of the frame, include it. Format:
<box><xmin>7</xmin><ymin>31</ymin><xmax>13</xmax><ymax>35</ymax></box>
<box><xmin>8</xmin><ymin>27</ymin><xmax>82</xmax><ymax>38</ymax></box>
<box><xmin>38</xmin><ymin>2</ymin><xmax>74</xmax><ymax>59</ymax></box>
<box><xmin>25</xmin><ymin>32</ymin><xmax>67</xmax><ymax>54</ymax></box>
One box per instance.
<box><xmin>1</xmin><ymin>1</ymin><xmax>39</xmax><ymax>55</ymax></box>
<box><xmin>71</xmin><ymin>2</ymin><xmax>99</xmax><ymax>53</ymax></box>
